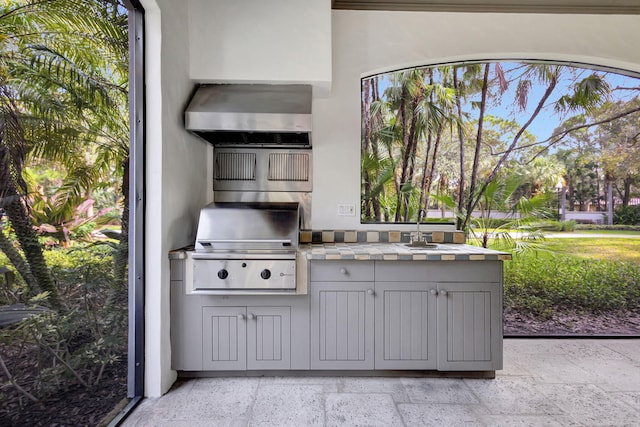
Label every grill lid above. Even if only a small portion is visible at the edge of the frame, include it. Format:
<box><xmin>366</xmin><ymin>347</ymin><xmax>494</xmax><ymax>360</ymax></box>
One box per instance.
<box><xmin>185</xmin><ymin>84</ymin><xmax>312</xmax><ymax>146</ymax></box>
<box><xmin>195</xmin><ymin>202</ymin><xmax>300</xmax><ymax>252</ymax></box>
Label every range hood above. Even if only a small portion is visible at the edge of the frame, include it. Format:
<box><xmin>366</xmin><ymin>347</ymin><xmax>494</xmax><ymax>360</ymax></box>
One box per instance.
<box><xmin>185</xmin><ymin>84</ymin><xmax>312</xmax><ymax>146</ymax></box>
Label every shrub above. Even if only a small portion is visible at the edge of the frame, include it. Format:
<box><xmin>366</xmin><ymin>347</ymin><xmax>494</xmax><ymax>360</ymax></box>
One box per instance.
<box><xmin>0</xmin><ymin>244</ymin><xmax>125</xmax><ymax>402</ymax></box>
<box><xmin>574</xmin><ymin>224</ymin><xmax>640</xmax><ymax>232</ymax></box>
<box><xmin>529</xmin><ymin>220</ymin><xmax>577</xmax><ymax>232</ymax></box>
<box><xmin>504</xmin><ymin>251</ymin><xmax>640</xmax><ymax>315</ymax></box>
<box><xmin>614</xmin><ymin>205</ymin><xmax>640</xmax><ymax>225</ymax></box>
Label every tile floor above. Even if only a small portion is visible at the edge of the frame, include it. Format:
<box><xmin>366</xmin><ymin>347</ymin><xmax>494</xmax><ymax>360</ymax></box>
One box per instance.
<box><xmin>121</xmin><ymin>339</ymin><xmax>640</xmax><ymax>426</ymax></box>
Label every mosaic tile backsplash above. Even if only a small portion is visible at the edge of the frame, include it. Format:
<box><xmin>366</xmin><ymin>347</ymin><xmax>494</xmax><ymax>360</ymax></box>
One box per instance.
<box><xmin>299</xmin><ymin>230</ymin><xmax>465</xmax><ymax>244</ymax></box>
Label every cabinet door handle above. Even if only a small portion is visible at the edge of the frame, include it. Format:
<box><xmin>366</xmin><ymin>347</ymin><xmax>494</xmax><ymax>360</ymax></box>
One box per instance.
<box><xmin>367</xmin><ymin>289</ymin><xmax>375</xmax><ymax>296</ymax></box>
<box><xmin>237</xmin><ymin>314</ymin><xmax>245</xmax><ymax>320</ymax></box>
<box><xmin>247</xmin><ymin>313</ymin><xmax>255</xmax><ymax>320</ymax></box>
<box><xmin>440</xmin><ymin>290</ymin><xmax>447</xmax><ymax>296</ymax></box>
<box><xmin>430</xmin><ymin>289</ymin><xmax>437</xmax><ymax>295</ymax></box>
<box><xmin>339</xmin><ymin>267</ymin><xmax>347</xmax><ymax>274</ymax></box>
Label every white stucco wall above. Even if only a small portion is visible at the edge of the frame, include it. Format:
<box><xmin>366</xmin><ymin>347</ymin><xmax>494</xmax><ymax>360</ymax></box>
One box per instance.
<box><xmin>142</xmin><ymin>0</ymin><xmax>208</xmax><ymax>397</ymax></box>
<box><xmin>312</xmin><ymin>10</ymin><xmax>640</xmax><ymax>229</ymax></box>
<box><xmin>187</xmin><ymin>0</ymin><xmax>332</xmax><ymax>91</ymax></box>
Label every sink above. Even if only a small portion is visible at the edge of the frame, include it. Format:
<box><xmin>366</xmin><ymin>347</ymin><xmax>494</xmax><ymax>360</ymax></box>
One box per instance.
<box><xmin>404</xmin><ymin>242</ymin><xmax>439</xmax><ymax>249</ymax></box>
<box><xmin>393</xmin><ymin>243</ymin><xmax>457</xmax><ymax>251</ymax></box>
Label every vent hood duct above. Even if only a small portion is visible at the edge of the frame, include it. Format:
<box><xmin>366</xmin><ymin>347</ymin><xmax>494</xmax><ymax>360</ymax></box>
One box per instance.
<box><xmin>185</xmin><ymin>84</ymin><xmax>312</xmax><ymax>146</ymax></box>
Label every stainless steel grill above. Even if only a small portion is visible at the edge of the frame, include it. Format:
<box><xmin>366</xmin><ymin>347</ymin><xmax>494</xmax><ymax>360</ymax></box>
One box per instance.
<box><xmin>184</xmin><ymin>202</ymin><xmax>300</xmax><ymax>294</ymax></box>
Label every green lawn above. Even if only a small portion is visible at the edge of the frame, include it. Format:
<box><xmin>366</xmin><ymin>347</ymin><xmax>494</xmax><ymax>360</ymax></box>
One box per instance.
<box><xmin>543</xmin><ymin>238</ymin><xmax>640</xmax><ymax>265</ymax></box>
<box><xmin>568</xmin><ymin>230</ymin><xmax>640</xmax><ymax>236</ymax></box>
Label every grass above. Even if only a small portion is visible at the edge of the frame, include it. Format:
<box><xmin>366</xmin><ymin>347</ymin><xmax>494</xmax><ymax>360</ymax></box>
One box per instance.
<box><xmin>568</xmin><ymin>230</ymin><xmax>640</xmax><ymax>236</ymax></box>
<box><xmin>542</xmin><ymin>238</ymin><xmax>640</xmax><ymax>264</ymax></box>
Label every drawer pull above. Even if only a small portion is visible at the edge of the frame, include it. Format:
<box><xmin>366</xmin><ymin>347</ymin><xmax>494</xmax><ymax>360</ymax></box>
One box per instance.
<box><xmin>339</xmin><ymin>268</ymin><xmax>347</xmax><ymax>275</ymax></box>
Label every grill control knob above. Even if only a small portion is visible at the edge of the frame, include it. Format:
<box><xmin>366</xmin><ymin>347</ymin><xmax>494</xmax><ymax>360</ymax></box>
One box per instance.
<box><xmin>217</xmin><ymin>269</ymin><xmax>229</xmax><ymax>280</ymax></box>
<box><xmin>260</xmin><ymin>269</ymin><xmax>271</xmax><ymax>280</ymax></box>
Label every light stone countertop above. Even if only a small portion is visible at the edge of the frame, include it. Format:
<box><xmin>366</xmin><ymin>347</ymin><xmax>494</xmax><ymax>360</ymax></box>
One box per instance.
<box><xmin>300</xmin><ymin>242</ymin><xmax>512</xmax><ymax>262</ymax></box>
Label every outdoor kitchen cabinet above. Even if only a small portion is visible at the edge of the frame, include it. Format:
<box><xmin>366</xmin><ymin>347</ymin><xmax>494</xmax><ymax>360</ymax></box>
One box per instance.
<box><xmin>170</xmin><ymin>257</ymin><xmax>310</xmax><ymax>371</ymax></box>
<box><xmin>309</xmin><ymin>260</ymin><xmax>503</xmax><ymax>372</ymax></box>
<box><xmin>309</xmin><ymin>261</ymin><xmax>375</xmax><ymax>369</ymax></box>
<box><xmin>436</xmin><ymin>282</ymin><xmax>501</xmax><ymax>371</ymax></box>
<box><xmin>375</xmin><ymin>261</ymin><xmax>503</xmax><ymax>371</ymax></box>
<box><xmin>202</xmin><ymin>306</ymin><xmax>291</xmax><ymax>370</ymax></box>
<box><xmin>373</xmin><ymin>281</ymin><xmax>438</xmax><ymax>369</ymax></box>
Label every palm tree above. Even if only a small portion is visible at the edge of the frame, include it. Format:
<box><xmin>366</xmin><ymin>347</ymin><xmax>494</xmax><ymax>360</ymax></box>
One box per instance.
<box><xmin>0</xmin><ymin>0</ymin><xmax>128</xmax><ymax>310</ymax></box>
<box><xmin>362</xmin><ymin>68</ymin><xmax>457</xmax><ymax>222</ymax></box>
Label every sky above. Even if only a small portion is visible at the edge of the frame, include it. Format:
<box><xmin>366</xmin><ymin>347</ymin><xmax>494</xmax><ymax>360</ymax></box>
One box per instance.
<box><xmin>368</xmin><ymin>61</ymin><xmax>640</xmax><ymax>145</ymax></box>
<box><xmin>489</xmin><ymin>63</ymin><xmax>640</xmax><ymax>143</ymax></box>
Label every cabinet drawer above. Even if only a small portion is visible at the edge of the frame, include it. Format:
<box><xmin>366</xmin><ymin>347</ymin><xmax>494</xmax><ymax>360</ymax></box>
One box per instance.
<box><xmin>310</xmin><ymin>261</ymin><xmax>374</xmax><ymax>282</ymax></box>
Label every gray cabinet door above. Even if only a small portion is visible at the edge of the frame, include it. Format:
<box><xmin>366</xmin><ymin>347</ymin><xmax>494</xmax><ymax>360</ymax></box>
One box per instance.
<box><xmin>202</xmin><ymin>306</ymin><xmax>247</xmax><ymax>370</ymax></box>
<box><xmin>374</xmin><ymin>282</ymin><xmax>437</xmax><ymax>369</ymax></box>
<box><xmin>246</xmin><ymin>306</ymin><xmax>291</xmax><ymax>370</ymax></box>
<box><xmin>310</xmin><ymin>281</ymin><xmax>375</xmax><ymax>369</ymax></box>
<box><xmin>437</xmin><ymin>283</ymin><xmax>501</xmax><ymax>371</ymax></box>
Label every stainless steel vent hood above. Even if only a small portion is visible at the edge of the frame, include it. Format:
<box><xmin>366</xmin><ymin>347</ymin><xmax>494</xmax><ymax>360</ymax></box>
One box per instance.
<box><xmin>185</xmin><ymin>84</ymin><xmax>312</xmax><ymax>146</ymax></box>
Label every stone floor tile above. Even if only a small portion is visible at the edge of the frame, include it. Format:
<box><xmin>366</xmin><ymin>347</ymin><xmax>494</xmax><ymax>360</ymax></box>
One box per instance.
<box><xmin>132</xmin><ymin>421</ymin><xmax>246</xmax><ymax>427</ymax></box>
<box><xmin>249</xmin><ymin>384</ymin><xmax>324</xmax><ymax>427</ymax></box>
<box><xmin>503</xmin><ymin>339</ymin><xmax>568</xmax><ymax>356</ymax></box>
<box><xmin>477</xmin><ymin>415</ymin><xmax>566</xmax><ymax>426</ymax></box>
<box><xmin>615</xmin><ymin>391</ymin><xmax>640</xmax><ymax>410</ymax></box>
<box><xmin>551</xmin><ymin>341</ymin><xmax>628</xmax><ymax>361</ymax></box>
<box><xmin>397</xmin><ymin>403</ymin><xmax>483</xmax><ymax>427</ymax></box>
<box><xmin>178</xmin><ymin>378</ymin><xmax>259</xmax><ymax>423</ymax></box>
<box><xmin>464</xmin><ymin>377</ymin><xmax>564</xmax><ymax>415</ymax></box>
<box><xmin>401</xmin><ymin>377</ymin><xmax>479</xmax><ymax>404</ymax></box>
<box><xmin>499</xmin><ymin>351</ymin><xmax>534</xmax><ymax>377</ymax></box>
<box><xmin>325</xmin><ymin>393</ymin><xmax>404</xmax><ymax>427</ymax></box>
<box><xmin>514</xmin><ymin>353</ymin><xmax>592</xmax><ymax>384</ymax></box>
<box><xmin>258</xmin><ymin>375</ymin><xmax>341</xmax><ymax>392</ymax></box>
<box><xmin>121</xmin><ymin>380</ymin><xmax>195</xmax><ymax>424</ymax></box>
<box><xmin>571</xmin><ymin>358</ymin><xmax>640</xmax><ymax>391</ymax></box>
<box><xmin>536</xmin><ymin>383</ymin><xmax>640</xmax><ymax>426</ymax></box>
<box><xmin>601</xmin><ymin>339</ymin><xmax>640</xmax><ymax>362</ymax></box>
<box><xmin>341</xmin><ymin>377</ymin><xmax>409</xmax><ymax>402</ymax></box>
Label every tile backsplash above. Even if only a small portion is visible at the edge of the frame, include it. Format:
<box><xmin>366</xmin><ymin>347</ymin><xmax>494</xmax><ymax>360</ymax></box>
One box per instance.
<box><xmin>300</xmin><ymin>230</ymin><xmax>465</xmax><ymax>244</ymax></box>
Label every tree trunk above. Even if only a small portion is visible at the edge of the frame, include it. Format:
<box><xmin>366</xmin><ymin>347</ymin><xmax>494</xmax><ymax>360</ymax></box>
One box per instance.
<box><xmin>606</xmin><ymin>177</ymin><xmax>614</xmax><ymax>225</ymax></box>
<box><xmin>3</xmin><ymin>197</ymin><xmax>62</xmax><ymax>309</ymax></box>
<box><xmin>622</xmin><ymin>176</ymin><xmax>631</xmax><ymax>207</ymax></box>
<box><xmin>567</xmin><ymin>177</ymin><xmax>575</xmax><ymax>211</ymax></box>
<box><xmin>422</xmin><ymin>126</ymin><xmax>443</xmax><ymax>215</ymax></box>
<box><xmin>371</xmin><ymin>77</ymin><xmax>383</xmax><ymax>221</ymax></box>
<box><xmin>419</xmin><ymin>130</ymin><xmax>433</xmax><ymax>210</ymax></box>
<box><xmin>453</xmin><ymin>68</ymin><xmax>466</xmax><ymax>230</ymax></box>
<box><xmin>462</xmin><ymin>64</ymin><xmax>491</xmax><ymax>230</ymax></box>
<box><xmin>0</xmin><ymin>220</ymin><xmax>39</xmax><ymax>294</ymax></box>
<box><xmin>393</xmin><ymin>89</ymin><xmax>407</xmax><ymax>222</ymax></box>
<box><xmin>464</xmin><ymin>66</ymin><xmax>558</xmax><ymax>230</ymax></box>
<box><xmin>362</xmin><ymin>78</ymin><xmax>373</xmax><ymax>220</ymax></box>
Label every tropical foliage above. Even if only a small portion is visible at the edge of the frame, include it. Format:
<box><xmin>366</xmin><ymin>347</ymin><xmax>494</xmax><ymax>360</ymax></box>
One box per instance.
<box><xmin>0</xmin><ymin>0</ymin><xmax>128</xmax><ymax>309</ymax></box>
<box><xmin>361</xmin><ymin>62</ymin><xmax>640</xmax><ymax>229</ymax></box>
<box><xmin>0</xmin><ymin>1</ymin><xmax>129</xmax><ymax>423</ymax></box>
